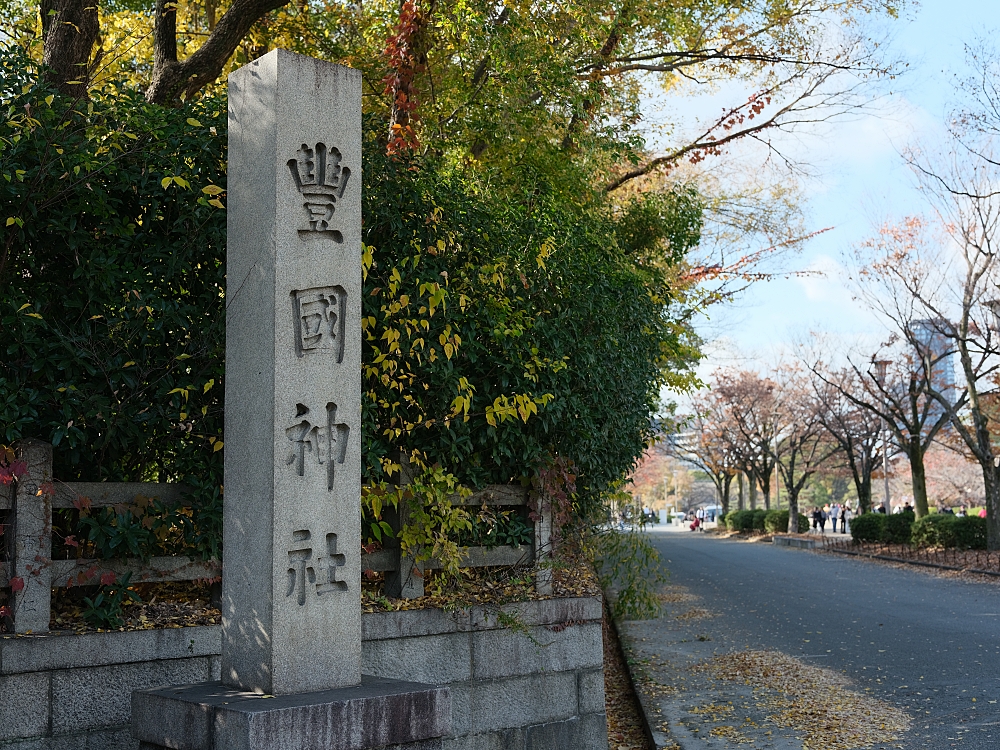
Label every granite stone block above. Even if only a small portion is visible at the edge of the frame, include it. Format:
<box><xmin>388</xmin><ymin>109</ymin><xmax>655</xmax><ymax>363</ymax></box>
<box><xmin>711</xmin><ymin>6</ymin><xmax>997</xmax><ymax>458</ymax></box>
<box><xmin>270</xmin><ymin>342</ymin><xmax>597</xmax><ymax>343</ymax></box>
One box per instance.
<box><xmin>53</xmin><ymin>658</ymin><xmax>212</xmax><ymax>732</ymax></box>
<box><xmin>362</xmin><ymin>632</ymin><xmax>471</xmax><ymax>684</ymax></box>
<box><xmin>0</xmin><ymin>672</ymin><xmax>50</xmax><ymax>739</ymax></box>
<box><xmin>577</xmin><ymin>668</ymin><xmax>607</xmax><ymax>715</ymax></box>
<box><xmin>463</xmin><ymin>671</ymin><xmax>577</xmax><ymax>734</ymax></box>
<box><xmin>132</xmin><ymin>676</ymin><xmax>449</xmax><ymax>750</ymax></box>
<box><xmin>471</xmin><ymin>622</ymin><xmax>603</xmax><ymax>680</ymax></box>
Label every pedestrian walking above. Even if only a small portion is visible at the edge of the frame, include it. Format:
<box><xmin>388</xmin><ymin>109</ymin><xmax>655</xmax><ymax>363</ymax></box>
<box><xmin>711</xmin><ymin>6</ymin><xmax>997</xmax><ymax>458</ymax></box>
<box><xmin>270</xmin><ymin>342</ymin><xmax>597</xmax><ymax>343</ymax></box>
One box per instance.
<box><xmin>830</xmin><ymin>504</ymin><xmax>840</xmax><ymax>531</ymax></box>
<box><xmin>819</xmin><ymin>507</ymin><xmax>827</xmax><ymax>533</ymax></box>
<box><xmin>841</xmin><ymin>505</ymin><xmax>851</xmax><ymax>534</ymax></box>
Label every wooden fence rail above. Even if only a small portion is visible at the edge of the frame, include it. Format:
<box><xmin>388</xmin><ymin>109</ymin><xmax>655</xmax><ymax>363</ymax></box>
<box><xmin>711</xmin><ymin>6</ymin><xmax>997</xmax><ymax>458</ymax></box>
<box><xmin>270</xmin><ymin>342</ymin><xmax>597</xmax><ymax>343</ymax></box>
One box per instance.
<box><xmin>1</xmin><ymin>440</ymin><xmax>551</xmax><ymax>633</ymax></box>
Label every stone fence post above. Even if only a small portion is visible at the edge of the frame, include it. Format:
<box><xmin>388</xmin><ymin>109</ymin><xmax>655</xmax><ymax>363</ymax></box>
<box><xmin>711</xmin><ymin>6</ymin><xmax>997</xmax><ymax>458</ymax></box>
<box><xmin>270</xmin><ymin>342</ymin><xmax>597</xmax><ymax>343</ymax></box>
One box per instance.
<box><xmin>10</xmin><ymin>439</ymin><xmax>54</xmax><ymax>633</ymax></box>
<box><xmin>385</xmin><ymin>452</ymin><xmax>424</xmax><ymax>599</ymax></box>
<box><xmin>534</xmin><ymin>495</ymin><xmax>553</xmax><ymax>596</ymax></box>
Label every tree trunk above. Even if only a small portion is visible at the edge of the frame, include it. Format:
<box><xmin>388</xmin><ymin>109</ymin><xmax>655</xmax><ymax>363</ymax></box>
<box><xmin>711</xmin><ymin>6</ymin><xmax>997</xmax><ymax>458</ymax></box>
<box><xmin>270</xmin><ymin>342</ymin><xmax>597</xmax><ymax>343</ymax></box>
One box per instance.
<box><xmin>146</xmin><ymin>0</ymin><xmax>291</xmax><ymax>105</ymax></box>
<box><xmin>738</xmin><ymin>472</ymin><xmax>745</xmax><ymax>510</ymax></box>
<box><xmin>721</xmin><ymin>473</ymin><xmax>733</xmax><ymax>516</ymax></box>
<box><xmin>41</xmin><ymin>0</ymin><xmax>100</xmax><ymax>96</ymax></box>
<box><xmin>983</xmin><ymin>463</ymin><xmax>1000</xmax><ymax>551</ymax></box>
<box><xmin>788</xmin><ymin>492</ymin><xmax>799</xmax><ymax>533</ymax></box>
<box><xmin>749</xmin><ymin>475</ymin><xmax>757</xmax><ymax>510</ymax></box>
<box><xmin>909</xmin><ymin>442</ymin><xmax>930</xmax><ymax>518</ymax></box>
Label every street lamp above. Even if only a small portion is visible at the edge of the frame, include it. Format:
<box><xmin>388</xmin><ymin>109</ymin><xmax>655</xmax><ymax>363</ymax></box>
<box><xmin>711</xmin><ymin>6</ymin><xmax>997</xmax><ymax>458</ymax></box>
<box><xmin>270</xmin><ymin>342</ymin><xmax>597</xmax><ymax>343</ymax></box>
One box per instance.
<box><xmin>873</xmin><ymin>359</ymin><xmax>892</xmax><ymax>514</ymax></box>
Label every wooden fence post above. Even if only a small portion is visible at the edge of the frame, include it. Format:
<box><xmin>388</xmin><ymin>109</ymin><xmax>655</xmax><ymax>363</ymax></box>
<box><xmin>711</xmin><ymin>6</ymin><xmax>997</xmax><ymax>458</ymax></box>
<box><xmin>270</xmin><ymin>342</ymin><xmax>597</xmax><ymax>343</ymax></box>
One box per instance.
<box><xmin>384</xmin><ymin>453</ymin><xmax>424</xmax><ymax>599</ymax></box>
<box><xmin>11</xmin><ymin>439</ymin><xmax>53</xmax><ymax>633</ymax></box>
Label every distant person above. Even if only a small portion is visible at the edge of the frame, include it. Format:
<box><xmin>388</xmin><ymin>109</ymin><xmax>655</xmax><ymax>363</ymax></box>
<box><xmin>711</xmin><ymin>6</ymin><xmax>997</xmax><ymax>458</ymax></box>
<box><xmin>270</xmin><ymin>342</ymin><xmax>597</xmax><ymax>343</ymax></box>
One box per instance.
<box><xmin>980</xmin><ymin>508</ymin><xmax>987</xmax><ymax>518</ymax></box>
<box><xmin>957</xmin><ymin>506</ymin><xmax>968</xmax><ymax>517</ymax></box>
<box><xmin>877</xmin><ymin>505</ymin><xmax>887</xmax><ymax>514</ymax></box>
<box><xmin>892</xmin><ymin>503</ymin><xmax>902</xmax><ymax>514</ymax></box>
<box><xmin>841</xmin><ymin>505</ymin><xmax>851</xmax><ymax>534</ymax></box>
<box><xmin>812</xmin><ymin>507</ymin><xmax>821</xmax><ymax>531</ymax></box>
<box><xmin>903</xmin><ymin>502</ymin><xmax>913</xmax><ymax>513</ymax></box>
<box><xmin>941</xmin><ymin>506</ymin><xmax>955</xmax><ymax>515</ymax></box>
<box><xmin>830</xmin><ymin>504</ymin><xmax>840</xmax><ymax>530</ymax></box>
<box><xmin>819</xmin><ymin>507</ymin><xmax>827</xmax><ymax>534</ymax></box>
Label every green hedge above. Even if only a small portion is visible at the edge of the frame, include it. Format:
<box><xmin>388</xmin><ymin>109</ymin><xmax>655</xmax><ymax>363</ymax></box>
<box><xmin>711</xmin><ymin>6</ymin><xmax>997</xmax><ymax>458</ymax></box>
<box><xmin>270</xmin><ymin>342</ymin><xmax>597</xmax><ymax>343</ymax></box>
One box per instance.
<box><xmin>883</xmin><ymin>510</ymin><xmax>915</xmax><ymax>544</ymax></box>
<box><xmin>764</xmin><ymin>509</ymin><xmax>811</xmax><ymax>534</ymax></box>
<box><xmin>911</xmin><ymin>515</ymin><xmax>986</xmax><ymax>549</ymax></box>
<box><xmin>850</xmin><ymin>513</ymin><xmax>886</xmax><ymax>543</ymax></box>
<box><xmin>725</xmin><ymin>509</ymin><xmax>768</xmax><ymax>532</ymax></box>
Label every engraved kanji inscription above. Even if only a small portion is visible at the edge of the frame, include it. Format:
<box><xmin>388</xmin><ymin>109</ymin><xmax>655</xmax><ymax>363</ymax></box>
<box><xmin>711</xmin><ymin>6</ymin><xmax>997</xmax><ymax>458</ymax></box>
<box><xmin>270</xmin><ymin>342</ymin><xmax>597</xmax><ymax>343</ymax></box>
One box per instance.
<box><xmin>288</xmin><ymin>143</ymin><xmax>351</xmax><ymax>241</ymax></box>
<box><xmin>285</xmin><ymin>402</ymin><xmax>349</xmax><ymax>490</ymax></box>
<box><xmin>292</xmin><ymin>286</ymin><xmax>347</xmax><ymax>360</ymax></box>
<box><xmin>286</xmin><ymin>530</ymin><xmax>348</xmax><ymax>605</ymax></box>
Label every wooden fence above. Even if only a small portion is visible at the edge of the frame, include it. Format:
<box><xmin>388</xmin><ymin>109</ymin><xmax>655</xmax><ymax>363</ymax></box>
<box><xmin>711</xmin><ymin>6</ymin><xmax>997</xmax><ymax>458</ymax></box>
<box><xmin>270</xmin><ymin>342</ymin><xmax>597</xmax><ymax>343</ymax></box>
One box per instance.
<box><xmin>0</xmin><ymin>439</ymin><xmax>552</xmax><ymax>633</ymax></box>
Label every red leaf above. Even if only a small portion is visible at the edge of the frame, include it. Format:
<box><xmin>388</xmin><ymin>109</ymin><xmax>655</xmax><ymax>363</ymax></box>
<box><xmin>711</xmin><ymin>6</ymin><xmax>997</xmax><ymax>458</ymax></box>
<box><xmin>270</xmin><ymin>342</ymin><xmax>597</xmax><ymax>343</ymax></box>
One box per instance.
<box><xmin>100</xmin><ymin>571</ymin><xmax>116</xmax><ymax>586</ymax></box>
<box><xmin>73</xmin><ymin>495</ymin><xmax>92</xmax><ymax>512</ymax></box>
<box><xmin>64</xmin><ymin>535</ymin><xmax>79</xmax><ymax>548</ymax></box>
<box><xmin>9</xmin><ymin>576</ymin><xmax>25</xmax><ymax>592</ymax></box>
<box><xmin>38</xmin><ymin>481</ymin><xmax>55</xmax><ymax>496</ymax></box>
<box><xmin>10</xmin><ymin>460</ymin><xmax>27</xmax><ymax>479</ymax></box>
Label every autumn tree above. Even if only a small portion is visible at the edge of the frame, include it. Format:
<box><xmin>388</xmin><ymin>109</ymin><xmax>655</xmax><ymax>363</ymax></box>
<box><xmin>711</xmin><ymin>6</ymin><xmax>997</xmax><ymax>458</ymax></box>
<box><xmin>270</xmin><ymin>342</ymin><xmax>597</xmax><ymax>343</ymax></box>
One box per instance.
<box><xmin>771</xmin><ymin>370</ymin><xmax>838</xmax><ymax>531</ymax></box>
<box><xmin>809</xmin><ymin>366</ymin><xmax>884</xmax><ymax>513</ymax></box>
<box><xmin>666</xmin><ymin>392</ymin><xmax>740</xmax><ymax>515</ymax></box>
<box><xmin>713</xmin><ymin>369</ymin><xmax>780</xmax><ymax>509</ymax></box>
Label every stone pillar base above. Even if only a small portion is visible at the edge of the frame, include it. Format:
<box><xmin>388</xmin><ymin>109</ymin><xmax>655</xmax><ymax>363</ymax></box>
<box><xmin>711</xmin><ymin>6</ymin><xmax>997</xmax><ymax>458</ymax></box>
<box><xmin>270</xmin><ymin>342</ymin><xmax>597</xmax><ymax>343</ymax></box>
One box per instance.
<box><xmin>132</xmin><ymin>676</ymin><xmax>450</xmax><ymax>750</ymax></box>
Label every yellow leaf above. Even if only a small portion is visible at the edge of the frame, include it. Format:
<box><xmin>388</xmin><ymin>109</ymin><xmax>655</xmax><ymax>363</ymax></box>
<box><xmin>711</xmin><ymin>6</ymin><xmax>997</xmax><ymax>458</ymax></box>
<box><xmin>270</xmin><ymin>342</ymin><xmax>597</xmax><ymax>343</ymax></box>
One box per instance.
<box><xmin>45</xmin><ymin>95</ymin><xmax>54</xmax><ymax>106</ymax></box>
<box><xmin>161</xmin><ymin>177</ymin><xmax>172</xmax><ymax>189</ymax></box>
<box><xmin>5</xmin><ymin>217</ymin><xmax>16</xmax><ymax>226</ymax></box>
<box><xmin>123</xmin><ymin>361</ymin><xmax>135</xmax><ymax>367</ymax></box>
<box><xmin>186</xmin><ymin>118</ymin><xmax>202</xmax><ymax>127</ymax></box>
<box><xmin>17</xmin><ymin>303</ymin><xmax>31</xmax><ymax>312</ymax></box>
<box><xmin>201</xmin><ymin>184</ymin><xmax>224</xmax><ymax>195</ymax></box>
<box><xmin>203</xmin><ymin>378</ymin><xmax>215</xmax><ymax>393</ymax></box>
<box><xmin>173</xmin><ymin>176</ymin><xmax>190</xmax><ymax>189</ymax></box>
<box><xmin>213</xmin><ymin>441</ymin><xmax>224</xmax><ymax>452</ymax></box>
<box><xmin>26</xmin><ymin>313</ymin><xmax>43</xmax><ymax>319</ymax></box>
<box><xmin>208</xmin><ymin>198</ymin><xmax>225</xmax><ymax>209</ymax></box>
<box><xmin>175</xmin><ymin>354</ymin><xmax>192</xmax><ymax>360</ymax></box>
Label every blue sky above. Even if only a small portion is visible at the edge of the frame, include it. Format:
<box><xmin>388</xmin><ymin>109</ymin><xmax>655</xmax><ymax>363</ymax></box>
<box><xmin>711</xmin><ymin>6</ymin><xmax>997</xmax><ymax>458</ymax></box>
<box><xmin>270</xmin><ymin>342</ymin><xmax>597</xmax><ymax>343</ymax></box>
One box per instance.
<box><xmin>685</xmin><ymin>0</ymin><xmax>997</xmax><ymax>373</ymax></box>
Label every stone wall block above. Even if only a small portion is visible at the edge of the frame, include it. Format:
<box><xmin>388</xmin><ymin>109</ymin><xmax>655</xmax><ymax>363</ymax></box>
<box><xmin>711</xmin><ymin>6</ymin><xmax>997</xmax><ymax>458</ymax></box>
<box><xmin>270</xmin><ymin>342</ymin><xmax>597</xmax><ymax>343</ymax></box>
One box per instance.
<box><xmin>0</xmin><ymin>672</ymin><xmax>50</xmax><ymax>739</ymax></box>
<box><xmin>464</xmin><ymin>671</ymin><xmax>577</xmax><ymax>734</ymax></box>
<box><xmin>471</xmin><ymin>623</ymin><xmax>603</xmax><ymax>680</ymax></box>
<box><xmin>362</xmin><ymin>632</ymin><xmax>471</xmax><ymax>684</ymax></box>
<box><xmin>52</xmin><ymin>658</ymin><xmax>211</xmax><ymax>732</ymax></box>
<box><xmin>577</xmin><ymin>668</ymin><xmax>607</xmax><ymax>715</ymax></box>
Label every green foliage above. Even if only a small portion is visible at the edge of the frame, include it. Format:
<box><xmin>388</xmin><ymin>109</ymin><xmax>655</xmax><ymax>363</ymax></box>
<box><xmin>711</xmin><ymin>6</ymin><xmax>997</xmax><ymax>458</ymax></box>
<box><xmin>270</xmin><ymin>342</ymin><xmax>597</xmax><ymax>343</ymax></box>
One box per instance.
<box><xmin>3</xmin><ymin>46</ymin><xmax>703</xmax><ymax>572</ymax></box>
<box><xmin>911</xmin><ymin>514</ymin><xmax>987</xmax><ymax>550</ymax></box>
<box><xmin>763</xmin><ymin>509</ymin><xmax>810</xmax><ymax>534</ymax></box>
<box><xmin>81</xmin><ymin>572</ymin><xmax>141</xmax><ymax>629</ymax></box>
<box><xmin>724</xmin><ymin>509</ymin><xmax>768</xmax><ymax>532</ymax></box>
<box><xmin>1</xmin><ymin>48</ymin><xmax>225</xmax><ymax>558</ymax></box>
<box><xmin>455</xmin><ymin>508</ymin><xmax>533</xmax><ymax>549</ymax></box>
<box><xmin>849</xmin><ymin>513</ymin><xmax>886</xmax><ymax>543</ymax></box>
<box><xmin>953</xmin><ymin>516</ymin><xmax>988</xmax><ymax>550</ymax></box>
<box><xmin>883</xmin><ymin>510</ymin><xmax>915</xmax><ymax>544</ymax></box>
<box><xmin>595</xmin><ymin>528</ymin><xmax>666</xmax><ymax>620</ymax></box>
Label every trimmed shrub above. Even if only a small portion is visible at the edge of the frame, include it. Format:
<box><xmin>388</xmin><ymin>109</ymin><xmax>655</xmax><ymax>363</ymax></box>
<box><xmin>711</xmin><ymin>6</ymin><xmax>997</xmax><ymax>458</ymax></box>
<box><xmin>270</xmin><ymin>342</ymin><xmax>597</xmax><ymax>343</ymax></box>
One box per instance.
<box><xmin>752</xmin><ymin>509</ymin><xmax>768</xmax><ymax>531</ymax></box>
<box><xmin>764</xmin><ymin>509</ymin><xmax>812</xmax><ymax>534</ymax></box>
<box><xmin>725</xmin><ymin>510</ymin><xmax>756</xmax><ymax>532</ymax></box>
<box><xmin>954</xmin><ymin>516</ymin><xmax>987</xmax><ymax>549</ymax></box>
<box><xmin>883</xmin><ymin>510</ymin><xmax>915</xmax><ymax>544</ymax></box>
<box><xmin>911</xmin><ymin>514</ymin><xmax>958</xmax><ymax>548</ymax></box>
<box><xmin>850</xmin><ymin>513</ymin><xmax>887</xmax><ymax>543</ymax></box>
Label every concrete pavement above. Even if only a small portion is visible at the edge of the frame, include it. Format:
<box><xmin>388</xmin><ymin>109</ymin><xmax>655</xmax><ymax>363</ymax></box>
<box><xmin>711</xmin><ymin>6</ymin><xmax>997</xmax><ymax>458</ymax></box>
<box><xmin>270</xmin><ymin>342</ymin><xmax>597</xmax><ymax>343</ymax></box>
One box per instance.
<box><xmin>617</xmin><ymin>528</ymin><xmax>1000</xmax><ymax>749</ymax></box>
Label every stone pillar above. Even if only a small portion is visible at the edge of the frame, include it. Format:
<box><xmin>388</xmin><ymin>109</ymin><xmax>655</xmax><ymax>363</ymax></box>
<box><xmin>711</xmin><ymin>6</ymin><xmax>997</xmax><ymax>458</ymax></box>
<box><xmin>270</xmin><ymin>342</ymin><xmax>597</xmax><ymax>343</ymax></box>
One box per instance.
<box><xmin>221</xmin><ymin>48</ymin><xmax>363</xmax><ymax>695</ymax></box>
<box><xmin>12</xmin><ymin>439</ymin><xmax>53</xmax><ymax>633</ymax></box>
<box><xmin>133</xmin><ymin>51</ymin><xmax>450</xmax><ymax>750</ymax></box>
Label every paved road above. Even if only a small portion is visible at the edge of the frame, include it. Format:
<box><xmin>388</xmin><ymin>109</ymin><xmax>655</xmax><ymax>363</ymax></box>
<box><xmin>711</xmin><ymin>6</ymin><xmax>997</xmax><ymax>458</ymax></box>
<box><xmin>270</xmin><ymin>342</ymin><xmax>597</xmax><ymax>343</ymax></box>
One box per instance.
<box><xmin>624</xmin><ymin>529</ymin><xmax>1000</xmax><ymax>749</ymax></box>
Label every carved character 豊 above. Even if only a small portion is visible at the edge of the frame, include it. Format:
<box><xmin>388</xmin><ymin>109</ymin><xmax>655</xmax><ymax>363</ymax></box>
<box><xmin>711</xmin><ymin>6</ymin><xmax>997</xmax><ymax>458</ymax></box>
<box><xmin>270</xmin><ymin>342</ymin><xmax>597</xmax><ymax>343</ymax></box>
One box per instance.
<box><xmin>287</xmin><ymin>143</ymin><xmax>351</xmax><ymax>241</ymax></box>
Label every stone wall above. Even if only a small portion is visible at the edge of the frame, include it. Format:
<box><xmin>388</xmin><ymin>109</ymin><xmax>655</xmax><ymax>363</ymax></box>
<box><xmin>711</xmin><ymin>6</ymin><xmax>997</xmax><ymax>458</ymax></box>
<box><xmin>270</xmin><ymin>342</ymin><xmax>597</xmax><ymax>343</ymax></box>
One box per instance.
<box><xmin>0</xmin><ymin>596</ymin><xmax>607</xmax><ymax>750</ymax></box>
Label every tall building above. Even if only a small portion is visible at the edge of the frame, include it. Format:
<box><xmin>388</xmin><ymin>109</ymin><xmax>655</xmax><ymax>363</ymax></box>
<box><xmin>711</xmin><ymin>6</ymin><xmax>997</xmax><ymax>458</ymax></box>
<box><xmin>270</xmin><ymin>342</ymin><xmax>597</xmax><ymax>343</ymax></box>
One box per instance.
<box><xmin>911</xmin><ymin>317</ymin><xmax>956</xmax><ymax>418</ymax></box>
